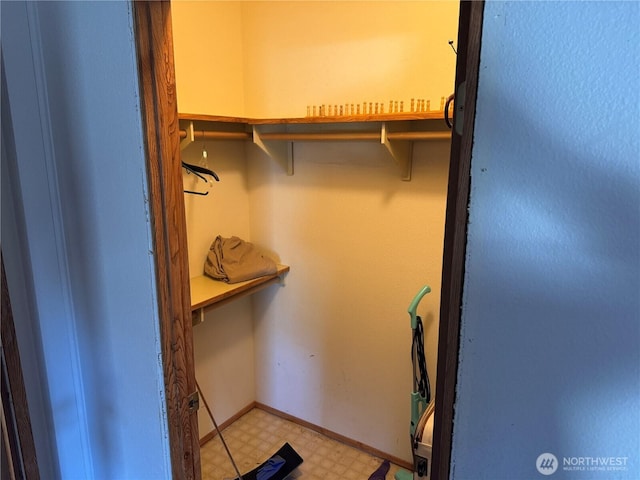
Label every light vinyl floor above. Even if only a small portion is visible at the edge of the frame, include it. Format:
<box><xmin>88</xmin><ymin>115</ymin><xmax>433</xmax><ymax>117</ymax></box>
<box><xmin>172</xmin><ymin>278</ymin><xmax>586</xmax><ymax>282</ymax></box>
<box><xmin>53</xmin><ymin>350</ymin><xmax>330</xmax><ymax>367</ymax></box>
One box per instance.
<box><xmin>200</xmin><ymin>407</ymin><xmax>407</xmax><ymax>480</ymax></box>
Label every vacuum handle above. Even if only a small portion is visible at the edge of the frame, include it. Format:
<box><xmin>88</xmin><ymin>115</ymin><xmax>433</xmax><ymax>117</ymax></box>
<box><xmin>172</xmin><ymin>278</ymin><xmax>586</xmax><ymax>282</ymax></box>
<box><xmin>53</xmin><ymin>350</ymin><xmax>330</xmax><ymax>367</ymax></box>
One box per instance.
<box><xmin>408</xmin><ymin>285</ymin><xmax>431</xmax><ymax>329</ymax></box>
<box><xmin>410</xmin><ymin>391</ymin><xmax>428</xmax><ymax>436</ymax></box>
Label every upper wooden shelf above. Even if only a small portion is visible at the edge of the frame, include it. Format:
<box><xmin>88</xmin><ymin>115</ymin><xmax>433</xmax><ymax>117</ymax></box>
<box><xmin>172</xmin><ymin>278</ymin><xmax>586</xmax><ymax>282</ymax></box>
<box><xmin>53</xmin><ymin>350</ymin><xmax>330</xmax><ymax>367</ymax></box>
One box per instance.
<box><xmin>178</xmin><ymin>112</ymin><xmax>452</xmax><ymax>181</ymax></box>
<box><xmin>190</xmin><ymin>264</ymin><xmax>290</xmax><ymax>325</ymax></box>
<box><xmin>178</xmin><ymin>111</ymin><xmax>448</xmax><ymax>125</ymax></box>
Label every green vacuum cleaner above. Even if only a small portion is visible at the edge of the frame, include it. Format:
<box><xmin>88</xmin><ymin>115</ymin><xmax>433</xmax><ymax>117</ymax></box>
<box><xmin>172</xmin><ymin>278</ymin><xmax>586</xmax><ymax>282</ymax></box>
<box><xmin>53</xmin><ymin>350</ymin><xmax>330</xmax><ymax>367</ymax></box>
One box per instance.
<box><xmin>395</xmin><ymin>285</ymin><xmax>435</xmax><ymax>480</ymax></box>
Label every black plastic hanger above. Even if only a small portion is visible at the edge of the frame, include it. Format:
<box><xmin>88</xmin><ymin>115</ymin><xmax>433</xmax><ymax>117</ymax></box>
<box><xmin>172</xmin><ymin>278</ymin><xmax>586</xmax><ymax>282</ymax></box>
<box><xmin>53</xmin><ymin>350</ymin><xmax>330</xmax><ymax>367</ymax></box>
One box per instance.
<box><xmin>182</xmin><ymin>161</ymin><xmax>219</xmax><ymax>196</ymax></box>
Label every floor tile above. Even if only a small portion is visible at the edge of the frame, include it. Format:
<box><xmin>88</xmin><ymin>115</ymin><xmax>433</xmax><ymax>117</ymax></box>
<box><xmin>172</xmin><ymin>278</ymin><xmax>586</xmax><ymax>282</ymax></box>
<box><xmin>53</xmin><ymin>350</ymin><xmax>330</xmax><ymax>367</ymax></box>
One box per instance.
<box><xmin>200</xmin><ymin>408</ymin><xmax>408</xmax><ymax>480</ymax></box>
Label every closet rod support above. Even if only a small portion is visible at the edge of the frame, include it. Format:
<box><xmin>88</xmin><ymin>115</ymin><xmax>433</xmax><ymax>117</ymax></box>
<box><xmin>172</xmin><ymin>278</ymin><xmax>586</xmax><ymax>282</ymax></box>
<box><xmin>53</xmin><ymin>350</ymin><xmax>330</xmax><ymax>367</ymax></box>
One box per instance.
<box><xmin>192</xmin><ymin>308</ymin><xmax>204</xmax><ymax>326</ymax></box>
<box><xmin>381</xmin><ymin>122</ymin><xmax>413</xmax><ymax>181</ymax></box>
<box><xmin>180</xmin><ymin>121</ymin><xmax>195</xmax><ymax>151</ymax></box>
<box><xmin>253</xmin><ymin>126</ymin><xmax>294</xmax><ymax>175</ymax></box>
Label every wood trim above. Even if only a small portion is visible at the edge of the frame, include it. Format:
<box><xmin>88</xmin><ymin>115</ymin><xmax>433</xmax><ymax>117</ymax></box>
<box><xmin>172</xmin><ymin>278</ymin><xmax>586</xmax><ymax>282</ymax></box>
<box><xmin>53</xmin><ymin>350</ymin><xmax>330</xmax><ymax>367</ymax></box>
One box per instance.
<box><xmin>432</xmin><ymin>2</ymin><xmax>485</xmax><ymax>480</ymax></box>
<box><xmin>255</xmin><ymin>403</ymin><xmax>413</xmax><ymax>471</ymax></box>
<box><xmin>1</xmin><ymin>254</ymin><xmax>40</xmax><ymax>479</ymax></box>
<box><xmin>131</xmin><ymin>2</ymin><xmax>200</xmax><ymax>479</ymax></box>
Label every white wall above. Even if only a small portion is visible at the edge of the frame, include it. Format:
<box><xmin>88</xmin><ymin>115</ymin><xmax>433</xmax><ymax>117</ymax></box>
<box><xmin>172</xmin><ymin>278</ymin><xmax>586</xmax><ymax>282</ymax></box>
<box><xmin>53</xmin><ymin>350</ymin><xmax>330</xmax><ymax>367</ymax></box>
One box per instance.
<box><xmin>240</xmin><ymin>1</ymin><xmax>459</xmax><ymax>118</ymax></box>
<box><xmin>172</xmin><ymin>1</ymin><xmax>245</xmax><ymax>116</ymax></box>
<box><xmin>174</xmin><ymin>1</ymin><xmax>258</xmax><ymax>439</ymax></box>
<box><xmin>181</xmin><ymin>141</ymin><xmax>257</xmax><ymax>437</ymax></box>
<box><xmin>173</xmin><ymin>1</ymin><xmax>459</xmax><ymax>119</ymax></box>
<box><xmin>172</xmin><ymin>1</ymin><xmax>458</xmax><ymax>462</ymax></box>
<box><xmin>248</xmin><ymin>137</ymin><xmax>450</xmax><ymax>462</ymax></box>
<box><xmin>451</xmin><ymin>2</ymin><xmax>640</xmax><ymax>479</ymax></box>
<box><xmin>1</xmin><ymin>2</ymin><xmax>171</xmax><ymax>478</ymax></box>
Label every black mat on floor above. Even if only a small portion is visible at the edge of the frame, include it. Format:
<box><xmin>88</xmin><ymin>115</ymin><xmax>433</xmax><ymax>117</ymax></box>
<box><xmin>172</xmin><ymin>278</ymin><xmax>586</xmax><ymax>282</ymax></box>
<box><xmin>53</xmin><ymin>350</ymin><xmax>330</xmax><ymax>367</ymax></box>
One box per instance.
<box><xmin>232</xmin><ymin>442</ymin><xmax>303</xmax><ymax>480</ymax></box>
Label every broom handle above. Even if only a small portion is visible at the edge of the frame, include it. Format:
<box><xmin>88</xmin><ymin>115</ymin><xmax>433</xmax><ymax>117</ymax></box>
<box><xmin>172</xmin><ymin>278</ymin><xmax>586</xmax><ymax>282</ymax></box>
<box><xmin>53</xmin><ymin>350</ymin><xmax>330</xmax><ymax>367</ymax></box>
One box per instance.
<box><xmin>196</xmin><ymin>379</ymin><xmax>244</xmax><ymax>480</ymax></box>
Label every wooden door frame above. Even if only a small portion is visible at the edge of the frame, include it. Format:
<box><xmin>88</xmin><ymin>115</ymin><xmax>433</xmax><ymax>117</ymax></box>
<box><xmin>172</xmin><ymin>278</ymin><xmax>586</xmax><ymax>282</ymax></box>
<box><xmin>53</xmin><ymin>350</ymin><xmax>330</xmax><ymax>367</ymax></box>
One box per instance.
<box><xmin>431</xmin><ymin>2</ymin><xmax>485</xmax><ymax>479</ymax></box>
<box><xmin>132</xmin><ymin>1</ymin><xmax>485</xmax><ymax>479</ymax></box>
<box><xmin>131</xmin><ymin>2</ymin><xmax>200</xmax><ymax>480</ymax></box>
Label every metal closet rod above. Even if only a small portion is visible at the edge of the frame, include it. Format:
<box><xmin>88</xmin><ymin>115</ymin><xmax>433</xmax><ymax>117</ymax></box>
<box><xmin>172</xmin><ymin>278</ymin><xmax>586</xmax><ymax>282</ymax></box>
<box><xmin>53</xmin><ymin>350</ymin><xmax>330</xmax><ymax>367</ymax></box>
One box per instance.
<box><xmin>179</xmin><ymin>129</ymin><xmax>451</xmax><ymax>142</ymax></box>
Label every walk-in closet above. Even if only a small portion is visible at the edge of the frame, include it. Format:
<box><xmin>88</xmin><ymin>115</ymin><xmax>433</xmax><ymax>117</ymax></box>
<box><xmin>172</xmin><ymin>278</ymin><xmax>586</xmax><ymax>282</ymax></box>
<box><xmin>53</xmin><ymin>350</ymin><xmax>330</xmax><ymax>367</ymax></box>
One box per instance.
<box><xmin>171</xmin><ymin>2</ymin><xmax>459</xmax><ymax>477</ymax></box>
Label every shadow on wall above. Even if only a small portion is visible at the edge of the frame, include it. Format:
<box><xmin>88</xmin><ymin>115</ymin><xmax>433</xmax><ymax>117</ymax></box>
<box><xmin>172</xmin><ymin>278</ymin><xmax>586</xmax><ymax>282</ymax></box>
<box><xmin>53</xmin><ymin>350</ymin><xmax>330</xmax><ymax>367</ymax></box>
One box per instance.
<box><xmin>456</xmin><ymin>77</ymin><xmax>640</xmax><ymax>477</ymax></box>
<box><xmin>245</xmin><ymin>136</ymin><xmax>452</xmax><ymax>197</ymax></box>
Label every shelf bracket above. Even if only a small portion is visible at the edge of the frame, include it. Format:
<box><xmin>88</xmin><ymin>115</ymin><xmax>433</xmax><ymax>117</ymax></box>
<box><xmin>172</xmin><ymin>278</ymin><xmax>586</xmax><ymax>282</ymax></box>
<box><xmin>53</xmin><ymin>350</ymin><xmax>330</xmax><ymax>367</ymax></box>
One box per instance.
<box><xmin>381</xmin><ymin>122</ymin><xmax>413</xmax><ymax>181</ymax></box>
<box><xmin>180</xmin><ymin>121</ymin><xmax>195</xmax><ymax>151</ymax></box>
<box><xmin>192</xmin><ymin>308</ymin><xmax>204</xmax><ymax>327</ymax></box>
<box><xmin>252</xmin><ymin>126</ymin><xmax>294</xmax><ymax>175</ymax></box>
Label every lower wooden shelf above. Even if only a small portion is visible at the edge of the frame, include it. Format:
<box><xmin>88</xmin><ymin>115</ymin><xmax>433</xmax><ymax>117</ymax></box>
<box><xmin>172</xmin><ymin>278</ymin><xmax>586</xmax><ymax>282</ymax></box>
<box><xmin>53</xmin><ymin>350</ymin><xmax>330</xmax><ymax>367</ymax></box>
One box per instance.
<box><xmin>190</xmin><ymin>264</ymin><xmax>290</xmax><ymax>325</ymax></box>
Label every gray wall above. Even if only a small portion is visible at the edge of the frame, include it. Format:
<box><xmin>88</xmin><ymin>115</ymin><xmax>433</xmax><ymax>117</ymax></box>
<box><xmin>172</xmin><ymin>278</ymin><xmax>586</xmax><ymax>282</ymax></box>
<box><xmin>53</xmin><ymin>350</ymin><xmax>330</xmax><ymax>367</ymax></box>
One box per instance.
<box><xmin>451</xmin><ymin>2</ymin><xmax>639</xmax><ymax>479</ymax></box>
<box><xmin>1</xmin><ymin>2</ymin><xmax>171</xmax><ymax>478</ymax></box>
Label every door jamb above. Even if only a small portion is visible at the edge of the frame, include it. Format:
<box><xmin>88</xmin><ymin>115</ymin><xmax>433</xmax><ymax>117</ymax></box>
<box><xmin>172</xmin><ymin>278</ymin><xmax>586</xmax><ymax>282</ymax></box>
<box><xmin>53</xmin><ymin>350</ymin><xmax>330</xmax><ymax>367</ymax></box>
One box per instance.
<box><xmin>131</xmin><ymin>2</ymin><xmax>200</xmax><ymax>479</ymax></box>
<box><xmin>432</xmin><ymin>2</ymin><xmax>485</xmax><ymax>479</ymax></box>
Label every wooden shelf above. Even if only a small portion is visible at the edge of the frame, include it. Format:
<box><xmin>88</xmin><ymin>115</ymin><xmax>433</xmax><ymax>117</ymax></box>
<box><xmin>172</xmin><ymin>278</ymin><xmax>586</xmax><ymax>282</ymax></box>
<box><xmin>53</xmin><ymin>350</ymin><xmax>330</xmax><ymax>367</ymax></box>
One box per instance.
<box><xmin>178</xmin><ymin>111</ymin><xmax>448</xmax><ymax>124</ymax></box>
<box><xmin>190</xmin><ymin>264</ymin><xmax>290</xmax><ymax>325</ymax></box>
<box><xmin>178</xmin><ymin>113</ymin><xmax>452</xmax><ymax>181</ymax></box>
